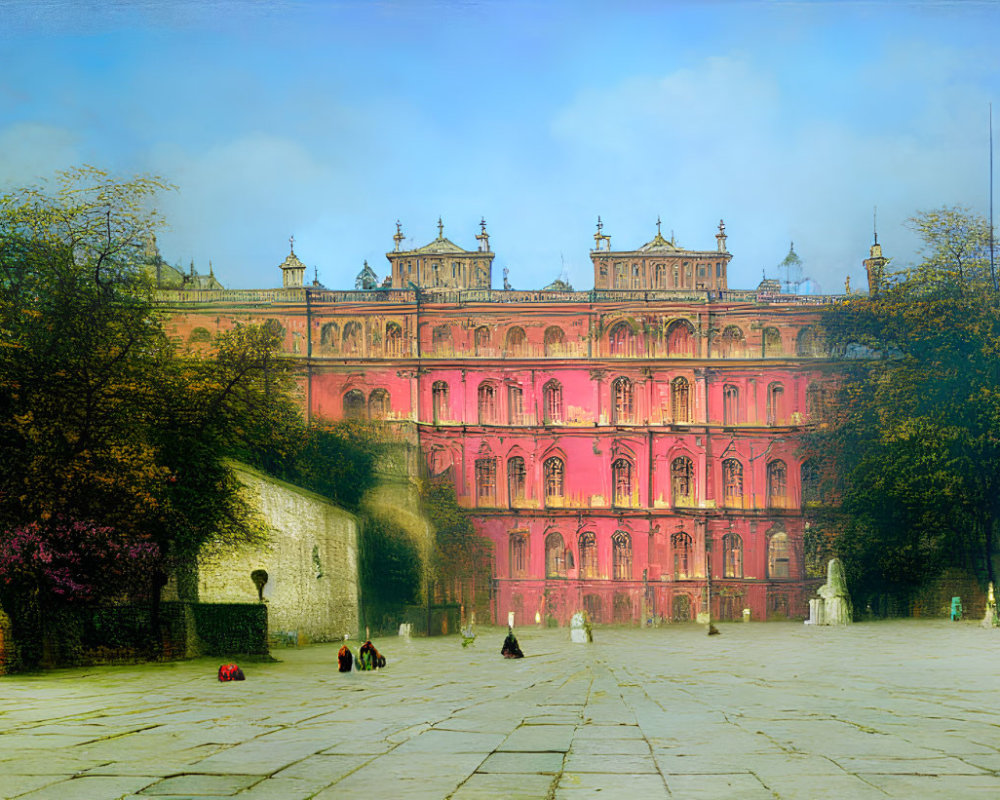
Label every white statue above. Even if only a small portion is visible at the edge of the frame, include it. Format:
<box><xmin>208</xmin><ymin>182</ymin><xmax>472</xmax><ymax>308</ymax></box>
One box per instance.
<box><xmin>569</xmin><ymin>611</ymin><xmax>593</xmax><ymax>643</ymax></box>
<box><xmin>806</xmin><ymin>558</ymin><xmax>852</xmax><ymax>625</ymax></box>
<box><xmin>982</xmin><ymin>582</ymin><xmax>998</xmax><ymax>629</ymax></box>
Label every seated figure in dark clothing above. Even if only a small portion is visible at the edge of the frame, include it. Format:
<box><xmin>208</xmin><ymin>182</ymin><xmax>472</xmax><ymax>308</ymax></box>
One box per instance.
<box><xmin>356</xmin><ymin>640</ymin><xmax>386</xmax><ymax>670</ymax></box>
<box><xmin>501</xmin><ymin>628</ymin><xmax>524</xmax><ymax>658</ymax></box>
<box><xmin>337</xmin><ymin>645</ymin><xmax>354</xmax><ymax>672</ymax></box>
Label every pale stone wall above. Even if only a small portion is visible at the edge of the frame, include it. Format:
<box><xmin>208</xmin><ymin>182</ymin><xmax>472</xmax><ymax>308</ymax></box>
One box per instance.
<box><xmin>197</xmin><ymin>464</ymin><xmax>359</xmax><ymax>642</ymax></box>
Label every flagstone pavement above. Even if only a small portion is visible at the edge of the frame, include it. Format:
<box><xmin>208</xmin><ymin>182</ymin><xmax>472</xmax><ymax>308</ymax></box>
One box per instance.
<box><xmin>1</xmin><ymin>620</ymin><xmax>999</xmax><ymax>799</ymax></box>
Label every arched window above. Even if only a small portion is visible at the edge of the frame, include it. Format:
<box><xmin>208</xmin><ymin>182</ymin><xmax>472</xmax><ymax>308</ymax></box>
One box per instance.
<box><xmin>801</xmin><ymin>459</ymin><xmax>821</xmax><ymax>505</ymax></box>
<box><xmin>655</xmin><ymin>263</ymin><xmax>667</xmax><ymax>288</ymax></box>
<box><xmin>612</xmin><ymin>458</ymin><xmax>633</xmax><ymax>506</ymax></box>
<box><xmin>584</xmin><ymin>593</ymin><xmax>602</xmax><ymax>621</ymax></box>
<box><xmin>612</xmin><ymin>377</ymin><xmax>633</xmax><ymax>425</ymax></box>
<box><xmin>613</xmin><ymin>592</ymin><xmax>632</xmax><ymax>622</ymax></box>
<box><xmin>543</xmin><ymin>457</ymin><xmax>564</xmax><ymax>505</ymax></box>
<box><xmin>612</xmin><ymin>531</ymin><xmax>632</xmax><ymax>580</ymax></box>
<box><xmin>475</xmin><ymin>458</ymin><xmax>496</xmax><ymax>505</ymax></box>
<box><xmin>666</xmin><ymin>319</ymin><xmax>696</xmax><ymax>357</ymax></box>
<box><xmin>723</xmin><ymin>384</ymin><xmax>740</xmax><ymax>426</ymax></box>
<box><xmin>672</xmin><ymin>532</ymin><xmax>692</xmax><ymax>579</ymax></box>
<box><xmin>762</xmin><ymin>327</ymin><xmax>783</xmax><ymax>357</ymax></box>
<box><xmin>796</xmin><ymin>326</ymin><xmax>821</xmax><ymax>357</ymax></box>
<box><xmin>723</xmin><ymin>533</ymin><xmax>743</xmax><ymax>578</ymax></box>
<box><xmin>342</xmin><ymin>389</ymin><xmax>366</xmax><ymax>420</ymax></box>
<box><xmin>718</xmin><ymin>325</ymin><xmax>744</xmax><ymax>358</ymax></box>
<box><xmin>671</xmin><ymin>456</ymin><xmax>694</xmax><ymax>505</ymax></box>
<box><xmin>806</xmin><ymin>383</ymin><xmax>826</xmax><ymax>421</ymax></box>
<box><xmin>671</xmin><ymin>376</ymin><xmax>690</xmax><ymax>423</ymax></box>
<box><xmin>722</xmin><ymin>458</ymin><xmax>743</xmax><ymax>507</ymax></box>
<box><xmin>614</xmin><ymin>261</ymin><xmax>627</xmax><ymax>288</ymax></box>
<box><xmin>543</xmin><ymin>380</ymin><xmax>563</xmax><ymax>424</ymax></box>
<box><xmin>478</xmin><ymin>382</ymin><xmax>497</xmax><ymax>425</ymax></box>
<box><xmin>609</xmin><ymin>321</ymin><xmax>637</xmax><ymax>357</ymax></box>
<box><xmin>432</xmin><ymin>381</ymin><xmax>449</xmax><ymax>424</ymax></box>
<box><xmin>509</xmin><ymin>531</ymin><xmax>528</xmax><ymax>576</ymax></box>
<box><xmin>320</xmin><ymin>321</ymin><xmax>340</xmax><ymax>352</ymax></box>
<box><xmin>768</xmin><ymin>530</ymin><xmax>790</xmax><ymax>579</ymax></box>
<box><xmin>767</xmin><ymin>459</ymin><xmax>787</xmax><ymax>507</ymax></box>
<box><xmin>544</xmin><ymin>326</ymin><xmax>565</xmax><ymax>356</ymax></box>
<box><xmin>766</xmin><ymin>382</ymin><xmax>784</xmax><ymax>425</ymax></box>
<box><xmin>368</xmin><ymin>388</ymin><xmax>390</xmax><ymax>420</ymax></box>
<box><xmin>432</xmin><ymin>324</ymin><xmax>452</xmax><ymax>355</ymax></box>
<box><xmin>579</xmin><ymin>532</ymin><xmax>598</xmax><ymax>579</ymax></box>
<box><xmin>507</xmin><ymin>456</ymin><xmax>526</xmax><ymax>506</ymax></box>
<box><xmin>545</xmin><ymin>532</ymin><xmax>566</xmax><ymax>578</ymax></box>
<box><xmin>342</xmin><ymin>321</ymin><xmax>362</xmax><ymax>355</ymax></box>
<box><xmin>385</xmin><ymin>322</ymin><xmax>403</xmax><ymax>357</ymax></box>
<box><xmin>474</xmin><ymin>326</ymin><xmax>491</xmax><ymax>356</ymax></box>
<box><xmin>508</xmin><ymin>384</ymin><xmax>524</xmax><ymax>425</ymax></box>
<box><xmin>504</xmin><ymin>326</ymin><xmax>526</xmax><ymax>357</ymax></box>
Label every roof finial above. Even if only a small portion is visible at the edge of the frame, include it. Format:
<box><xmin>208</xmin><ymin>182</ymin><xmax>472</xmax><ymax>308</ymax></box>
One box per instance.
<box><xmin>209</xmin><ymin>259</ymin><xmax>214</xmax><ymax>277</ymax></box>
<box><xmin>437</xmin><ymin>217</ymin><xmax>444</xmax><ymax>239</ymax></box>
<box><xmin>593</xmin><ymin>216</ymin><xmax>611</xmax><ymax>251</ymax></box>
<box><xmin>393</xmin><ymin>220</ymin><xmax>404</xmax><ymax>252</ymax></box>
<box><xmin>289</xmin><ymin>234</ymin><xmax>295</xmax><ymax>254</ymax></box>
<box><xmin>656</xmin><ymin>216</ymin><xmax>662</xmax><ymax>236</ymax></box>
<box><xmin>475</xmin><ymin>217</ymin><xmax>490</xmax><ymax>252</ymax></box>
<box><xmin>873</xmin><ymin>205</ymin><xmax>878</xmax><ymax>245</ymax></box>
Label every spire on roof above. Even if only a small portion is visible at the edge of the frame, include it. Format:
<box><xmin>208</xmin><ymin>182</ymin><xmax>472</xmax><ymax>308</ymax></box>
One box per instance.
<box><xmin>475</xmin><ymin>217</ymin><xmax>490</xmax><ymax>252</ymax></box>
<box><xmin>593</xmin><ymin>216</ymin><xmax>611</xmax><ymax>251</ymax></box>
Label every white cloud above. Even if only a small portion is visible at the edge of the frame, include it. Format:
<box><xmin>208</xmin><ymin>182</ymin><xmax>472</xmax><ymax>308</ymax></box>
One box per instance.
<box><xmin>546</xmin><ymin>50</ymin><xmax>994</xmax><ymax>292</ymax></box>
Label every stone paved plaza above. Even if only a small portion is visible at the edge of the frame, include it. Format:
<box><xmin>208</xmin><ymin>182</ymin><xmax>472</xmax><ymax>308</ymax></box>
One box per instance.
<box><xmin>1</xmin><ymin>620</ymin><xmax>999</xmax><ymax>799</ymax></box>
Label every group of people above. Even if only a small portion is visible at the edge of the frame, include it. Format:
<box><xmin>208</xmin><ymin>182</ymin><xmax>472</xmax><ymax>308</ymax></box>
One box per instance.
<box><xmin>222</xmin><ymin>628</ymin><xmax>522</xmax><ymax>682</ymax></box>
<box><xmin>338</xmin><ymin>639</ymin><xmax>387</xmax><ymax>672</ymax></box>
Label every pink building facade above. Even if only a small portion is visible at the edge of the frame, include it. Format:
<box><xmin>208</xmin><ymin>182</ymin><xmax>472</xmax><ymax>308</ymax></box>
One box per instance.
<box><xmin>160</xmin><ymin>222</ymin><xmax>833</xmax><ymax>624</ymax></box>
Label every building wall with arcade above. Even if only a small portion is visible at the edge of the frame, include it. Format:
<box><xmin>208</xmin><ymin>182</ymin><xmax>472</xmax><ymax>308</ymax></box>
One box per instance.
<box><xmin>158</xmin><ymin>223</ymin><xmax>837</xmax><ymax>624</ymax></box>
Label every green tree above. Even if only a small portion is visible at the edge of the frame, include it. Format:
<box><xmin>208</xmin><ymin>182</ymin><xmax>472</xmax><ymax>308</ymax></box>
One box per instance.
<box><xmin>812</xmin><ymin>206</ymin><xmax>1000</xmax><ymax>606</ymax></box>
<box><xmin>422</xmin><ymin>477</ymin><xmax>492</xmax><ymax>614</ymax></box>
<box><xmin>0</xmin><ymin>169</ymin><xmax>306</xmax><ymax>661</ymax></box>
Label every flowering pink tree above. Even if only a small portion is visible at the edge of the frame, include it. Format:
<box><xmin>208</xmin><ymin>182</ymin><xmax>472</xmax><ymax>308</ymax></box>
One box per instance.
<box><xmin>0</xmin><ymin>519</ymin><xmax>159</xmax><ymax>602</ymax></box>
<box><xmin>0</xmin><ymin>519</ymin><xmax>160</xmax><ymax>668</ymax></box>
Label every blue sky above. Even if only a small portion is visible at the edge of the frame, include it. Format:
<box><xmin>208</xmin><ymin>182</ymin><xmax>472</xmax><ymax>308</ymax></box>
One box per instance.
<box><xmin>1</xmin><ymin>0</ymin><xmax>998</xmax><ymax>292</ymax></box>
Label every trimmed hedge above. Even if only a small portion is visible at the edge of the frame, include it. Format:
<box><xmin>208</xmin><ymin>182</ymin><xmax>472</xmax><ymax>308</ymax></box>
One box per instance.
<box><xmin>0</xmin><ymin>601</ymin><xmax>269</xmax><ymax>671</ymax></box>
<box><xmin>190</xmin><ymin>602</ymin><xmax>268</xmax><ymax>656</ymax></box>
